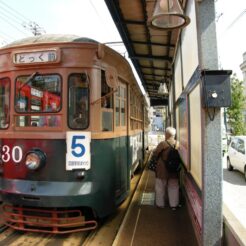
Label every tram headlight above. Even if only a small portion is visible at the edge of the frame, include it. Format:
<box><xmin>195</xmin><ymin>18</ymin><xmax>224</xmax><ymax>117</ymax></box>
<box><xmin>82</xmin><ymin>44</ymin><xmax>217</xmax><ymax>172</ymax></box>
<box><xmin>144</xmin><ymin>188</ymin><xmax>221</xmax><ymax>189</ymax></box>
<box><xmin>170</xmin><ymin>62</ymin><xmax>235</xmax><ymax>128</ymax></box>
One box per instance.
<box><xmin>25</xmin><ymin>150</ymin><xmax>46</xmax><ymax>170</ymax></box>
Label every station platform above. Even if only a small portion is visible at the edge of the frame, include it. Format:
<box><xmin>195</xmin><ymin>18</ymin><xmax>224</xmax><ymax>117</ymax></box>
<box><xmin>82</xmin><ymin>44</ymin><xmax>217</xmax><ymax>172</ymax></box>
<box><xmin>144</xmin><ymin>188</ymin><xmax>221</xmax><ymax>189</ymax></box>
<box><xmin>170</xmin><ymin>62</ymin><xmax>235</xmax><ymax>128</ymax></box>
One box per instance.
<box><xmin>113</xmin><ymin>166</ymin><xmax>198</xmax><ymax>246</ymax></box>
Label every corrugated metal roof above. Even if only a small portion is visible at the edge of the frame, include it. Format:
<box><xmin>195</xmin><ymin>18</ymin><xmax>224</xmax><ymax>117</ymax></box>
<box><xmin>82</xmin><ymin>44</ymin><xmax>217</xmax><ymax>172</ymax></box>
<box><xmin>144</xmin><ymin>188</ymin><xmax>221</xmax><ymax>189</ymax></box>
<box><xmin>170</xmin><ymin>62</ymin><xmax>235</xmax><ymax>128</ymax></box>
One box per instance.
<box><xmin>104</xmin><ymin>0</ymin><xmax>188</xmax><ymax>106</ymax></box>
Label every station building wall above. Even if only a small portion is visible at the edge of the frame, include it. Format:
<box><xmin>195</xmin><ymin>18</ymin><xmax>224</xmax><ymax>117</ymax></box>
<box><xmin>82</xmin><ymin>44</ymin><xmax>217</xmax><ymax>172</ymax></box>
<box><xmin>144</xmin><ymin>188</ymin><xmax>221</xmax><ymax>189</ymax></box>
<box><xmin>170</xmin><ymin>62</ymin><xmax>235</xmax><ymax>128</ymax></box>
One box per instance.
<box><xmin>173</xmin><ymin>0</ymin><xmax>202</xmax><ymax>189</ymax></box>
<box><xmin>171</xmin><ymin>0</ymin><xmax>224</xmax><ymax>244</ymax></box>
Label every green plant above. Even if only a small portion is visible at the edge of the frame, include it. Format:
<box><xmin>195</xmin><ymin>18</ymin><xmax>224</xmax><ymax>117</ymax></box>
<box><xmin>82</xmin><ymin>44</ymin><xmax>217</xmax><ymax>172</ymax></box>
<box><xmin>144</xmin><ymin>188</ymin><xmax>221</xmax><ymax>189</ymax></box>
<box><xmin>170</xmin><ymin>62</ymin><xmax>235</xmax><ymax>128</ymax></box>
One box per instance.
<box><xmin>227</xmin><ymin>74</ymin><xmax>246</xmax><ymax>135</ymax></box>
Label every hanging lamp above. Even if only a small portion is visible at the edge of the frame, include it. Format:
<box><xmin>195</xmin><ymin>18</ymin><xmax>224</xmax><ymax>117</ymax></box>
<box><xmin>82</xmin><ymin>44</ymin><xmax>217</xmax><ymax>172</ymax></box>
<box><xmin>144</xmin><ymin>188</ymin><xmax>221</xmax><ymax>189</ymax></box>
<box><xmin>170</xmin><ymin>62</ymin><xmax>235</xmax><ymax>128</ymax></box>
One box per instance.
<box><xmin>158</xmin><ymin>83</ymin><xmax>168</xmax><ymax>95</ymax></box>
<box><xmin>151</xmin><ymin>0</ymin><xmax>190</xmax><ymax>29</ymax></box>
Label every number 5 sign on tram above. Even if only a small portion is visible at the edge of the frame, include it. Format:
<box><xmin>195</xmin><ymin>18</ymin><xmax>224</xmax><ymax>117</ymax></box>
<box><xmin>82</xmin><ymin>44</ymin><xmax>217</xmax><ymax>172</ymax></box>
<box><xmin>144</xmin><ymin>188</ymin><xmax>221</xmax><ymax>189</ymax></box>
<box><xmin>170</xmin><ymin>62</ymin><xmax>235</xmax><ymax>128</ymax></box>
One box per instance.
<box><xmin>66</xmin><ymin>132</ymin><xmax>91</xmax><ymax>170</ymax></box>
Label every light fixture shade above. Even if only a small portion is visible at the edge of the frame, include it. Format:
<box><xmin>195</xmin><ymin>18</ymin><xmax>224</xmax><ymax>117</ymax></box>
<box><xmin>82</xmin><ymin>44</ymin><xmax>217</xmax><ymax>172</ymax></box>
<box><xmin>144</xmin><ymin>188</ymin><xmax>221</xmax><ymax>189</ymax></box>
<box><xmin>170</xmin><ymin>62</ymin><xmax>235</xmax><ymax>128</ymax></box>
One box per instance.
<box><xmin>158</xmin><ymin>83</ymin><xmax>168</xmax><ymax>95</ymax></box>
<box><xmin>151</xmin><ymin>0</ymin><xmax>190</xmax><ymax>29</ymax></box>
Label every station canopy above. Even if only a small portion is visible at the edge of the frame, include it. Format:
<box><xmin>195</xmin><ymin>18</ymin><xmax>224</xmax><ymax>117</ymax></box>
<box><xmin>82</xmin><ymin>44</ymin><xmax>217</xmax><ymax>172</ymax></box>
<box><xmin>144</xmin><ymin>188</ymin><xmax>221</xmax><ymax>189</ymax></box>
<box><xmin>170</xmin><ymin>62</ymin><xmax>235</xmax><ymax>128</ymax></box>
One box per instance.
<box><xmin>104</xmin><ymin>0</ymin><xmax>189</xmax><ymax>106</ymax></box>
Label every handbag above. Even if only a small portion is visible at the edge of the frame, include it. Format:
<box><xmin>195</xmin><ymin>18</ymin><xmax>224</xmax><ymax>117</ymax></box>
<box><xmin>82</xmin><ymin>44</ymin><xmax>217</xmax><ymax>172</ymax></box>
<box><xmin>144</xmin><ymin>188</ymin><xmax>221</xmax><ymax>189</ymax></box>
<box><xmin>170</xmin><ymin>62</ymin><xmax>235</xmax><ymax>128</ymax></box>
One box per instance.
<box><xmin>147</xmin><ymin>154</ymin><xmax>158</xmax><ymax>171</ymax></box>
<box><xmin>147</xmin><ymin>145</ymin><xmax>165</xmax><ymax>172</ymax></box>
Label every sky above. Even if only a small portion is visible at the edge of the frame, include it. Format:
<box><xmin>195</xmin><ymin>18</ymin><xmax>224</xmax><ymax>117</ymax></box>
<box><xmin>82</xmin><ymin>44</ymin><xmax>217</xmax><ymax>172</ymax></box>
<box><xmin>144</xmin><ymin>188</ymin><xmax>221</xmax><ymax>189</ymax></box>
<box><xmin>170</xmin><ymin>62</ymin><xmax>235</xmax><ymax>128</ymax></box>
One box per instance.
<box><xmin>215</xmin><ymin>0</ymin><xmax>246</xmax><ymax>79</ymax></box>
<box><xmin>0</xmin><ymin>0</ymin><xmax>141</xmax><ymax>90</ymax></box>
<box><xmin>0</xmin><ymin>0</ymin><xmax>121</xmax><ymax>43</ymax></box>
<box><xmin>0</xmin><ymin>0</ymin><xmax>245</xmax><ymax>81</ymax></box>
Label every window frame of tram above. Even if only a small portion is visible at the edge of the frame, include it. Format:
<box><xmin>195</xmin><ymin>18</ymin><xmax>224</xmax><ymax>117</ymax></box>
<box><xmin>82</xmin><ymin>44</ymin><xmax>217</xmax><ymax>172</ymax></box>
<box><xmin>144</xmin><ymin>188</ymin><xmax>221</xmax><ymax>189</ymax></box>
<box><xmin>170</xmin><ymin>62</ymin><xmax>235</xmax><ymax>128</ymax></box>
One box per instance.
<box><xmin>130</xmin><ymin>89</ymin><xmax>143</xmax><ymax>131</ymax></box>
<box><xmin>115</xmin><ymin>83</ymin><xmax>127</xmax><ymax>129</ymax></box>
<box><xmin>68</xmin><ymin>73</ymin><xmax>89</xmax><ymax>130</ymax></box>
<box><xmin>101</xmin><ymin>70</ymin><xmax>113</xmax><ymax>131</ymax></box>
<box><xmin>14</xmin><ymin>74</ymin><xmax>62</xmax><ymax>127</ymax></box>
<box><xmin>0</xmin><ymin>77</ymin><xmax>10</xmax><ymax>129</ymax></box>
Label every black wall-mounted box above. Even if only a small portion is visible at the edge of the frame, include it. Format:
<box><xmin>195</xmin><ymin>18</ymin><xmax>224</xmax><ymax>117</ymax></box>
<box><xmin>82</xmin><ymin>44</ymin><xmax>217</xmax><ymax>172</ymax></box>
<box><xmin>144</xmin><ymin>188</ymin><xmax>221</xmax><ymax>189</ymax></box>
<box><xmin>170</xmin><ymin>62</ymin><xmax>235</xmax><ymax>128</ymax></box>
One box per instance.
<box><xmin>201</xmin><ymin>70</ymin><xmax>232</xmax><ymax>108</ymax></box>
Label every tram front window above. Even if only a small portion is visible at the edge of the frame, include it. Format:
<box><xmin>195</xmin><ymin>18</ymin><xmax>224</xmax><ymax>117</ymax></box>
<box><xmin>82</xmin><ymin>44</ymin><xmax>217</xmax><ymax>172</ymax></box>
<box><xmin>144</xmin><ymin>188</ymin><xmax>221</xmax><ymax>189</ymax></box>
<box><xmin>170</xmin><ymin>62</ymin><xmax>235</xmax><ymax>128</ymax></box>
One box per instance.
<box><xmin>68</xmin><ymin>73</ymin><xmax>89</xmax><ymax>129</ymax></box>
<box><xmin>15</xmin><ymin>74</ymin><xmax>62</xmax><ymax>127</ymax></box>
<box><xmin>0</xmin><ymin>78</ymin><xmax>10</xmax><ymax>129</ymax></box>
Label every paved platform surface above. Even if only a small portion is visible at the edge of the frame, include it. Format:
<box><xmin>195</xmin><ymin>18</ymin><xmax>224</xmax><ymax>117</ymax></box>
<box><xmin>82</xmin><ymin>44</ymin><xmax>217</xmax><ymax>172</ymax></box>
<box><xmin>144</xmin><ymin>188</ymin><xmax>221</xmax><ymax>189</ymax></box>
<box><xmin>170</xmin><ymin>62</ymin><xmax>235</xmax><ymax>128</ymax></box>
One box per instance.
<box><xmin>113</xmin><ymin>167</ymin><xmax>198</xmax><ymax>246</ymax></box>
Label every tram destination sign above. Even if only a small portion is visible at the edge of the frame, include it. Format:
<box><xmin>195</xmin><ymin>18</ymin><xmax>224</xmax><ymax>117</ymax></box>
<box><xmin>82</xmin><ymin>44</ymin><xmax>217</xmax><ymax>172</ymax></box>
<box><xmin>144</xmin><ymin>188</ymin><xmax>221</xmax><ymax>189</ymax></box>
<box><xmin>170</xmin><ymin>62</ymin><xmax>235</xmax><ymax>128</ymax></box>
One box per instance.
<box><xmin>13</xmin><ymin>49</ymin><xmax>59</xmax><ymax>65</ymax></box>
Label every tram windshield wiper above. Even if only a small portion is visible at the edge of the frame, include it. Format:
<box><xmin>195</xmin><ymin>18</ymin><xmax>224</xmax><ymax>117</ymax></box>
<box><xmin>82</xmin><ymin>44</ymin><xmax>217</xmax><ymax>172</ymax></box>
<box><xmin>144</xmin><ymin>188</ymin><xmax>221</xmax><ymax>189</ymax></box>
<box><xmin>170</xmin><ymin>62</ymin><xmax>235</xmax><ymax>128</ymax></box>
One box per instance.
<box><xmin>18</xmin><ymin>72</ymin><xmax>39</xmax><ymax>91</ymax></box>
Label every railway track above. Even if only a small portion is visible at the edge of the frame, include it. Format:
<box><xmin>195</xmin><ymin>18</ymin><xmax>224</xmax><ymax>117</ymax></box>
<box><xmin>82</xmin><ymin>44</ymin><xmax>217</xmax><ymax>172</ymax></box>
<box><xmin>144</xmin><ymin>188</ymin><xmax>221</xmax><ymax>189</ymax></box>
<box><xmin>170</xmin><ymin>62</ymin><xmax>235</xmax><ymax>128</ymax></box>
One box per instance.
<box><xmin>0</xmin><ymin>163</ymin><xmax>146</xmax><ymax>246</ymax></box>
<box><xmin>0</xmin><ymin>228</ymin><xmax>89</xmax><ymax>246</ymax></box>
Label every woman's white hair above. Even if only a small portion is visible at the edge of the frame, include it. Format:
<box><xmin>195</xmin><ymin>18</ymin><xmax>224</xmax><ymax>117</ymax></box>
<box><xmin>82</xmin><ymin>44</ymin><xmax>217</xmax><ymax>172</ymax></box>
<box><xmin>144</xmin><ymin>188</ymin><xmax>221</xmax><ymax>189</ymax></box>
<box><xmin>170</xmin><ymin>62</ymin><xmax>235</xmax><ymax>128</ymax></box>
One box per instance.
<box><xmin>165</xmin><ymin>127</ymin><xmax>176</xmax><ymax>137</ymax></box>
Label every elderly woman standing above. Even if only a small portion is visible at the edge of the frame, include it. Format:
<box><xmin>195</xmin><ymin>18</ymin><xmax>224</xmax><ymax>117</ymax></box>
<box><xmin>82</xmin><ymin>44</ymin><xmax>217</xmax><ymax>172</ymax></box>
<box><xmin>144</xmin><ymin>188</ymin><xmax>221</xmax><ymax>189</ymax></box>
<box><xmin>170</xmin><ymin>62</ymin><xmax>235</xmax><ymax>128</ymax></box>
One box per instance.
<box><xmin>152</xmin><ymin>126</ymin><xmax>180</xmax><ymax>210</ymax></box>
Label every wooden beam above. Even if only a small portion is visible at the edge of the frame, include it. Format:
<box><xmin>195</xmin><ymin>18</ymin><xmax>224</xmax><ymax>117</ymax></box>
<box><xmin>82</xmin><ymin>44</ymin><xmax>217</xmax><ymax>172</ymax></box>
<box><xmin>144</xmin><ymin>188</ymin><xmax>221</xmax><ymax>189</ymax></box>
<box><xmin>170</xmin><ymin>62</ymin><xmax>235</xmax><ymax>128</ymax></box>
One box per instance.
<box><xmin>143</xmin><ymin>73</ymin><xmax>170</xmax><ymax>78</ymax></box>
<box><xmin>125</xmin><ymin>19</ymin><xmax>145</xmax><ymax>25</ymax></box>
<box><xmin>140</xmin><ymin>65</ymin><xmax>171</xmax><ymax>71</ymax></box>
<box><xmin>130</xmin><ymin>54</ymin><xmax>172</xmax><ymax>62</ymax></box>
<box><xmin>132</xmin><ymin>40</ymin><xmax>175</xmax><ymax>49</ymax></box>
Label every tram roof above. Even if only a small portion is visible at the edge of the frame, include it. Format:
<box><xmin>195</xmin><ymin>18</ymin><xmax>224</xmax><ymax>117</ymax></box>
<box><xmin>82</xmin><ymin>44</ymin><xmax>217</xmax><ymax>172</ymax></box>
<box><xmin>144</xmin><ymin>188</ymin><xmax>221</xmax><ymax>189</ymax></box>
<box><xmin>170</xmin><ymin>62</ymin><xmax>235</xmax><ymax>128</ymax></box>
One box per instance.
<box><xmin>2</xmin><ymin>34</ymin><xmax>99</xmax><ymax>48</ymax></box>
<box><xmin>104</xmin><ymin>0</ymin><xmax>189</xmax><ymax>106</ymax></box>
<box><xmin>1</xmin><ymin>34</ymin><xmax>146</xmax><ymax>102</ymax></box>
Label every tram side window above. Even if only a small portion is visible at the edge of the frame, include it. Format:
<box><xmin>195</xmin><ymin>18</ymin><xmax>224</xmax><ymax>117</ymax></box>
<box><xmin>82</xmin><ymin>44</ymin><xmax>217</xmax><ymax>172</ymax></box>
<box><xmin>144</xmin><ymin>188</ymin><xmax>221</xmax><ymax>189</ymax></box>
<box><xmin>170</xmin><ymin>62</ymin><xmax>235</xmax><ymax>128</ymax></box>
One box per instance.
<box><xmin>144</xmin><ymin>107</ymin><xmax>149</xmax><ymax>129</ymax></box>
<box><xmin>15</xmin><ymin>74</ymin><xmax>62</xmax><ymax>127</ymax></box>
<box><xmin>0</xmin><ymin>78</ymin><xmax>10</xmax><ymax>129</ymax></box>
<box><xmin>130</xmin><ymin>88</ymin><xmax>142</xmax><ymax>130</ymax></box>
<box><xmin>120</xmin><ymin>86</ymin><xmax>126</xmax><ymax>126</ymax></box>
<box><xmin>68</xmin><ymin>73</ymin><xmax>89</xmax><ymax>129</ymax></box>
<box><xmin>115</xmin><ymin>83</ymin><xmax>127</xmax><ymax>128</ymax></box>
<box><xmin>101</xmin><ymin>71</ymin><xmax>113</xmax><ymax>131</ymax></box>
<box><xmin>101</xmin><ymin>71</ymin><xmax>113</xmax><ymax>109</ymax></box>
<box><xmin>115</xmin><ymin>97</ymin><xmax>120</xmax><ymax>127</ymax></box>
<box><xmin>130</xmin><ymin>89</ymin><xmax>137</xmax><ymax>130</ymax></box>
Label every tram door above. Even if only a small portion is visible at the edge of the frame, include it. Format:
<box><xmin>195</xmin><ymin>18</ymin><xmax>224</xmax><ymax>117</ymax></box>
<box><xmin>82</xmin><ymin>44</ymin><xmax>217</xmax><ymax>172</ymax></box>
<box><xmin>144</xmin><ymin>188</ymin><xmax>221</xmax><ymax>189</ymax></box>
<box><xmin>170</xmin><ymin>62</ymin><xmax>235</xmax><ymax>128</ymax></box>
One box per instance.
<box><xmin>115</xmin><ymin>83</ymin><xmax>128</xmax><ymax>197</ymax></box>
